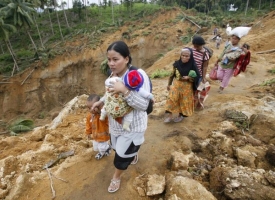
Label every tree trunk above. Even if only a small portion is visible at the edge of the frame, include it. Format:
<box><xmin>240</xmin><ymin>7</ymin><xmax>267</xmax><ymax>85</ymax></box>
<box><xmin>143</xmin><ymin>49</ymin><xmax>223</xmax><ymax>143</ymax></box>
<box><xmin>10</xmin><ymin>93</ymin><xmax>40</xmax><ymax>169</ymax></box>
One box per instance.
<box><xmin>0</xmin><ymin>43</ymin><xmax>4</xmax><ymax>54</ymax></box>
<box><xmin>5</xmin><ymin>40</ymin><xmax>19</xmax><ymax>76</ymax></box>
<box><xmin>245</xmin><ymin>0</ymin><xmax>249</xmax><ymax>16</ymax></box>
<box><xmin>8</xmin><ymin>40</ymin><xmax>17</xmax><ymax>62</ymax></box>
<box><xmin>63</xmin><ymin>9</ymin><xmax>70</xmax><ymax>28</ymax></box>
<box><xmin>26</xmin><ymin>29</ymin><xmax>38</xmax><ymax>51</ymax></box>
<box><xmin>271</xmin><ymin>0</ymin><xmax>273</xmax><ymax>7</ymax></box>
<box><xmin>111</xmin><ymin>0</ymin><xmax>114</xmax><ymax>24</ymax></box>
<box><xmin>259</xmin><ymin>0</ymin><xmax>261</xmax><ymax>9</ymax></box>
<box><xmin>55</xmin><ymin>8</ymin><xmax>64</xmax><ymax>42</ymax></box>
<box><xmin>33</xmin><ymin>16</ymin><xmax>45</xmax><ymax>49</ymax></box>
<box><xmin>85</xmin><ymin>0</ymin><xmax>88</xmax><ymax>23</ymax></box>
<box><xmin>48</xmin><ymin>9</ymin><xmax>55</xmax><ymax>35</ymax></box>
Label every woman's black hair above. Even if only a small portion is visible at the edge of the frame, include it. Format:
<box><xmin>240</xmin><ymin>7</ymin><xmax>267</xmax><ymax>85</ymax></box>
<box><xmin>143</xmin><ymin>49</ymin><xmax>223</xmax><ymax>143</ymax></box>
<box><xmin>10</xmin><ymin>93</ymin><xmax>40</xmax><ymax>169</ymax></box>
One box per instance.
<box><xmin>232</xmin><ymin>34</ymin><xmax>240</xmax><ymax>40</ymax></box>
<box><xmin>107</xmin><ymin>41</ymin><xmax>132</xmax><ymax>65</ymax></box>
<box><xmin>192</xmin><ymin>35</ymin><xmax>206</xmax><ymax>45</ymax></box>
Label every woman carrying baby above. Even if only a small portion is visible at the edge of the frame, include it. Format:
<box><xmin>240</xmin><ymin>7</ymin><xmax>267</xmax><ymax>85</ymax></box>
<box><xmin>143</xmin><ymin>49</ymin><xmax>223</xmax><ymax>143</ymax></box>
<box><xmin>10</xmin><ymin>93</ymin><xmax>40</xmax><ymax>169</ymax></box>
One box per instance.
<box><xmin>215</xmin><ymin>34</ymin><xmax>242</xmax><ymax>93</ymax></box>
<box><xmin>91</xmin><ymin>41</ymin><xmax>151</xmax><ymax>193</ymax></box>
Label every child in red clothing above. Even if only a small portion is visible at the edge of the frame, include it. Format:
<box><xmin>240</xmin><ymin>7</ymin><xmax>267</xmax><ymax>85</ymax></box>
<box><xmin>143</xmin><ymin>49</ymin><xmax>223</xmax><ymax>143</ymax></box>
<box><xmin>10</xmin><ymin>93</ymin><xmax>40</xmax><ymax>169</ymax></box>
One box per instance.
<box><xmin>86</xmin><ymin>94</ymin><xmax>111</xmax><ymax>160</ymax></box>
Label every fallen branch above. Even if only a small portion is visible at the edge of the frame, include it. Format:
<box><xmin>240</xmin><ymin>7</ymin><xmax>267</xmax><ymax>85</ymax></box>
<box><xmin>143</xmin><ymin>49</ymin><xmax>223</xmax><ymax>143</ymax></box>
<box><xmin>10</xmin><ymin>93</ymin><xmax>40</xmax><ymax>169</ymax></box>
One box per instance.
<box><xmin>0</xmin><ymin>131</ymin><xmax>9</xmax><ymax>135</ymax></box>
<box><xmin>181</xmin><ymin>11</ymin><xmax>201</xmax><ymax>29</ymax></box>
<box><xmin>46</xmin><ymin>168</ymin><xmax>56</xmax><ymax>199</ymax></box>
<box><xmin>51</xmin><ymin>173</ymin><xmax>68</xmax><ymax>183</ymax></box>
<box><xmin>45</xmin><ymin>167</ymin><xmax>68</xmax><ymax>199</ymax></box>
<box><xmin>256</xmin><ymin>49</ymin><xmax>275</xmax><ymax>54</ymax></box>
<box><xmin>21</xmin><ymin>68</ymin><xmax>35</xmax><ymax>85</ymax></box>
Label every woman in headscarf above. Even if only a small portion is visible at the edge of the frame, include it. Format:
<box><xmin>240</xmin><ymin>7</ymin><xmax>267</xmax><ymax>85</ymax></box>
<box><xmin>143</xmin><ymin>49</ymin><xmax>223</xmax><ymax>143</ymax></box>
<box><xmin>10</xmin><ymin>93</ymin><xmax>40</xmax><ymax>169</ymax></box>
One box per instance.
<box><xmin>164</xmin><ymin>47</ymin><xmax>201</xmax><ymax>123</ymax></box>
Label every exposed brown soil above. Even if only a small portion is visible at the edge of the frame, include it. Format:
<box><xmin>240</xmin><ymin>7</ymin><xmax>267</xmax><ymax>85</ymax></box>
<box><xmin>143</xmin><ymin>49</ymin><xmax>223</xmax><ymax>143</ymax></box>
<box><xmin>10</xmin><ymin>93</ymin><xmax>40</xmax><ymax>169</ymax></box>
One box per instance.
<box><xmin>1</xmin><ymin>7</ymin><xmax>275</xmax><ymax>200</ymax></box>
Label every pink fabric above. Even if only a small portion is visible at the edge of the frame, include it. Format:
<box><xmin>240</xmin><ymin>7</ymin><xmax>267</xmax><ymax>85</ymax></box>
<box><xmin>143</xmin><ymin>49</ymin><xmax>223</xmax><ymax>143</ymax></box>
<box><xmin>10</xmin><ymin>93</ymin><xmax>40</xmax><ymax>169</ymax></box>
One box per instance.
<box><xmin>217</xmin><ymin>66</ymin><xmax>234</xmax><ymax>88</ymax></box>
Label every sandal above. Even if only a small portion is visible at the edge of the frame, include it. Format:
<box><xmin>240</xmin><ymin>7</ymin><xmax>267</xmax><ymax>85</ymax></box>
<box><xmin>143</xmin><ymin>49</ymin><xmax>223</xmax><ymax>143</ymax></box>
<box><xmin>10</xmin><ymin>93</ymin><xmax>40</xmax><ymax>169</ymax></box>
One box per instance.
<box><xmin>173</xmin><ymin>116</ymin><xmax>184</xmax><ymax>123</ymax></box>
<box><xmin>95</xmin><ymin>153</ymin><xmax>103</xmax><ymax>160</ymax></box>
<box><xmin>104</xmin><ymin>145</ymin><xmax>112</xmax><ymax>156</ymax></box>
<box><xmin>108</xmin><ymin>179</ymin><xmax>121</xmax><ymax>193</ymax></box>
<box><xmin>131</xmin><ymin>154</ymin><xmax>138</xmax><ymax>165</ymax></box>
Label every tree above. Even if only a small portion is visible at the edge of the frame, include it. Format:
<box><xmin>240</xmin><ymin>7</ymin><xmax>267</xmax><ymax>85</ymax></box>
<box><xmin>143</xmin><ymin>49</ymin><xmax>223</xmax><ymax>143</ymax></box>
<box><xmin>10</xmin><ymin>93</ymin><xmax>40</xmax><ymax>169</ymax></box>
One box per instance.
<box><xmin>0</xmin><ymin>17</ymin><xmax>19</xmax><ymax>76</ymax></box>
<box><xmin>28</xmin><ymin>0</ymin><xmax>45</xmax><ymax>49</ymax></box>
<box><xmin>1</xmin><ymin>0</ymin><xmax>38</xmax><ymax>52</ymax></box>
<box><xmin>61</xmin><ymin>1</ymin><xmax>70</xmax><ymax>28</ymax></box>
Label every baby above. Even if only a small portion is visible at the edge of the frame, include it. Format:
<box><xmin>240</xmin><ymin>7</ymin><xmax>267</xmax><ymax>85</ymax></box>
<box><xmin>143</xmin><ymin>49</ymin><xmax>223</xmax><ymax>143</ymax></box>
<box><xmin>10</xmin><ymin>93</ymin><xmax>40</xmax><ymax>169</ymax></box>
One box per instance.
<box><xmin>221</xmin><ymin>46</ymin><xmax>242</xmax><ymax>65</ymax></box>
<box><xmin>100</xmin><ymin>70</ymin><xmax>153</xmax><ymax>131</ymax></box>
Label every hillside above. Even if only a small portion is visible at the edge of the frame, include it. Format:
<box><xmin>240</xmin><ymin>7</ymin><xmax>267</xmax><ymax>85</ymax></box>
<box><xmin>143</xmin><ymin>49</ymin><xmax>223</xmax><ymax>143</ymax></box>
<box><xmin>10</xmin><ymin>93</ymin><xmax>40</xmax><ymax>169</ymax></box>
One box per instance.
<box><xmin>1</xmin><ymin>7</ymin><xmax>275</xmax><ymax>200</ymax></box>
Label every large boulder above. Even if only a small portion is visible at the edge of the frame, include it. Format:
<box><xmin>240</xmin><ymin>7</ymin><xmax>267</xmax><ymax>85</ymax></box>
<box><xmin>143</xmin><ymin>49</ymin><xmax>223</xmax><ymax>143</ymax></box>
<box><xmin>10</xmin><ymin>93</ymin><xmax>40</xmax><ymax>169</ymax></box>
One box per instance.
<box><xmin>210</xmin><ymin>166</ymin><xmax>275</xmax><ymax>200</ymax></box>
<box><xmin>165</xmin><ymin>175</ymin><xmax>217</xmax><ymax>200</ymax></box>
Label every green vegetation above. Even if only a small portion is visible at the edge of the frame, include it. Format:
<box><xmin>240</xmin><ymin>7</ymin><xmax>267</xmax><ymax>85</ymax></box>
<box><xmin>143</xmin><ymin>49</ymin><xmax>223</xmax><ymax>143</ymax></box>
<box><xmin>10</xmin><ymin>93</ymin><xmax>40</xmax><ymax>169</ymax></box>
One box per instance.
<box><xmin>100</xmin><ymin>59</ymin><xmax>109</xmax><ymax>76</ymax></box>
<box><xmin>267</xmin><ymin>68</ymin><xmax>275</xmax><ymax>74</ymax></box>
<box><xmin>0</xmin><ymin>0</ymin><xmax>274</xmax><ymax>76</ymax></box>
<box><xmin>261</xmin><ymin>78</ymin><xmax>275</xmax><ymax>86</ymax></box>
<box><xmin>9</xmin><ymin>118</ymin><xmax>34</xmax><ymax>136</ymax></box>
<box><xmin>150</xmin><ymin>69</ymin><xmax>171</xmax><ymax>79</ymax></box>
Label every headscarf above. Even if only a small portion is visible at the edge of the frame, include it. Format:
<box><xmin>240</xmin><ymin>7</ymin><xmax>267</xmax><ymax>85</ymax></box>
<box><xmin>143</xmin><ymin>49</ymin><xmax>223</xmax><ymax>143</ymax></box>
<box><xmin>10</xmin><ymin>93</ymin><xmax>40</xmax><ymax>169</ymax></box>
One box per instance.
<box><xmin>173</xmin><ymin>47</ymin><xmax>201</xmax><ymax>90</ymax></box>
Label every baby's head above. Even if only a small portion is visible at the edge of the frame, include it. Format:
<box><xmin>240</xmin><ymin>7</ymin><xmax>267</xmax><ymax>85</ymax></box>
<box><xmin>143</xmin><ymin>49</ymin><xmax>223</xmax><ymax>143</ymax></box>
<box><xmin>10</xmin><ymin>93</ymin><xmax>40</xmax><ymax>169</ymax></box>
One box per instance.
<box><xmin>105</xmin><ymin>76</ymin><xmax>121</xmax><ymax>88</ymax></box>
<box><xmin>87</xmin><ymin>94</ymin><xmax>100</xmax><ymax>114</ymax></box>
<box><xmin>124</xmin><ymin>70</ymin><xmax>144</xmax><ymax>91</ymax></box>
<box><xmin>242</xmin><ymin>43</ymin><xmax>250</xmax><ymax>50</ymax></box>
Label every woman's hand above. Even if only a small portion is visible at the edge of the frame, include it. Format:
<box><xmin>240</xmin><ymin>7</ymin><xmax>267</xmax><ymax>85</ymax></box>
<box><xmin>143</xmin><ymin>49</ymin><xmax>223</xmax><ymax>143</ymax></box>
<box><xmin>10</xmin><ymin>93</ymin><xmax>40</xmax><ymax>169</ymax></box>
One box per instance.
<box><xmin>91</xmin><ymin>101</ymin><xmax>103</xmax><ymax>112</ymax></box>
<box><xmin>181</xmin><ymin>76</ymin><xmax>189</xmax><ymax>80</ymax></box>
<box><xmin>109</xmin><ymin>80</ymin><xmax>128</xmax><ymax>94</ymax></box>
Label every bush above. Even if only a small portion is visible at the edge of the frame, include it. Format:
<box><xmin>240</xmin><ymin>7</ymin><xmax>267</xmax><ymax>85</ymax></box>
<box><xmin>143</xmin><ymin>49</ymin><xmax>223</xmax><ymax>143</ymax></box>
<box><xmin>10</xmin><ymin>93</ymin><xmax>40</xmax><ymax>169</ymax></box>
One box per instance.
<box><xmin>0</xmin><ymin>54</ymin><xmax>13</xmax><ymax>62</ymax></box>
<box><xmin>9</xmin><ymin>118</ymin><xmax>34</xmax><ymax>136</ymax></box>
<box><xmin>150</xmin><ymin>69</ymin><xmax>171</xmax><ymax>78</ymax></box>
<box><xmin>0</xmin><ymin>63</ymin><xmax>13</xmax><ymax>73</ymax></box>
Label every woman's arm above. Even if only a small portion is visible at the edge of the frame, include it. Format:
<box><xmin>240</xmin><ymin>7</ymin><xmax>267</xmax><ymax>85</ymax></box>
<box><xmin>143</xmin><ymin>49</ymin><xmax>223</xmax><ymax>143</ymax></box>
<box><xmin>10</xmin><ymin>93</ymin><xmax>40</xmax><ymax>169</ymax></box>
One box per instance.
<box><xmin>111</xmin><ymin>69</ymin><xmax>150</xmax><ymax>111</ymax></box>
<box><xmin>167</xmin><ymin>67</ymin><xmax>176</xmax><ymax>90</ymax></box>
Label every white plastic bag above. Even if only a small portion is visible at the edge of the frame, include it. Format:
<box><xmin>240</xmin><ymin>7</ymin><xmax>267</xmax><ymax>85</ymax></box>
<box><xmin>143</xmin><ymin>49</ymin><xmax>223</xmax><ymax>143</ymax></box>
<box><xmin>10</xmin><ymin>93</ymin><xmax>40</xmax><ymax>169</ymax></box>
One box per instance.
<box><xmin>229</xmin><ymin>27</ymin><xmax>251</xmax><ymax>38</ymax></box>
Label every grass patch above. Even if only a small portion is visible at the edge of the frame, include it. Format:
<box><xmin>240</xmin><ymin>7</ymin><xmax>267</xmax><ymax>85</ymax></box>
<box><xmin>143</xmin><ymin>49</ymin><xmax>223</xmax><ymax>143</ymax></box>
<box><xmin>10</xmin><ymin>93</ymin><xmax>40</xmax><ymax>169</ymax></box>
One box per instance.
<box><xmin>267</xmin><ymin>68</ymin><xmax>275</xmax><ymax>74</ymax></box>
<box><xmin>261</xmin><ymin>78</ymin><xmax>275</xmax><ymax>86</ymax></box>
<box><xmin>150</xmin><ymin>69</ymin><xmax>171</xmax><ymax>79</ymax></box>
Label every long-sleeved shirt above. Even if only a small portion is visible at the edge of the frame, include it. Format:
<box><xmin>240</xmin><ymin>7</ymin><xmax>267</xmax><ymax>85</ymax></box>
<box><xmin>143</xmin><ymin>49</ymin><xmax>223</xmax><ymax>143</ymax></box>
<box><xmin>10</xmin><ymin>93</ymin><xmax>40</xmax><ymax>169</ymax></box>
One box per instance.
<box><xmin>86</xmin><ymin>112</ymin><xmax>109</xmax><ymax>142</ymax></box>
<box><xmin>100</xmin><ymin>68</ymin><xmax>150</xmax><ymax>136</ymax></box>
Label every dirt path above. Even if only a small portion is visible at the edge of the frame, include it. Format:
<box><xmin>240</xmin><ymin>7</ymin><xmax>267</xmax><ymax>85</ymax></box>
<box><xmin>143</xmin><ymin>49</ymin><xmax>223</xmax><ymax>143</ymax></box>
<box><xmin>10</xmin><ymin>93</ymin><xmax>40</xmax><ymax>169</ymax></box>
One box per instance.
<box><xmin>2</xmin><ymin>9</ymin><xmax>275</xmax><ymax>200</ymax></box>
<box><xmin>16</xmin><ymin>44</ymin><xmax>274</xmax><ymax>200</ymax></box>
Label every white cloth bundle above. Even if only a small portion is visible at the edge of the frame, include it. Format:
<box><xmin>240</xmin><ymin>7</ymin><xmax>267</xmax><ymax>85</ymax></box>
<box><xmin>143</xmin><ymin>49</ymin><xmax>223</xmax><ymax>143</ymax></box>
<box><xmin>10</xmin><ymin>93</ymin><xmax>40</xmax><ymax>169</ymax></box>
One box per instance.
<box><xmin>228</xmin><ymin>26</ymin><xmax>251</xmax><ymax>38</ymax></box>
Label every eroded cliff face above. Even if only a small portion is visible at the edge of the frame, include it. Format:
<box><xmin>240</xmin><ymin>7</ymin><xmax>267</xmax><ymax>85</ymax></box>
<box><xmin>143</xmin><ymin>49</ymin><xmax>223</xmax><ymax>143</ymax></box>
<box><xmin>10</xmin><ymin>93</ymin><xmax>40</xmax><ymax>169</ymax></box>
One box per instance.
<box><xmin>0</xmin><ymin>8</ymin><xmax>184</xmax><ymax>123</ymax></box>
<box><xmin>1</xmin><ymin>57</ymin><xmax>105</xmax><ymax>120</ymax></box>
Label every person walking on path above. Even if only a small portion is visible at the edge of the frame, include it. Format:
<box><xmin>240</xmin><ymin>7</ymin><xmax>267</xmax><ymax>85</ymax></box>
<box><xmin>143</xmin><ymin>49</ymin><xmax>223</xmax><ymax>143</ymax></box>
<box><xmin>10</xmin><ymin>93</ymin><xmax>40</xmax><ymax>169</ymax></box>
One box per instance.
<box><xmin>191</xmin><ymin>36</ymin><xmax>210</xmax><ymax>109</ymax></box>
<box><xmin>85</xmin><ymin>94</ymin><xmax>111</xmax><ymax>160</ymax></box>
<box><xmin>215</xmin><ymin>35</ymin><xmax>243</xmax><ymax>93</ymax></box>
<box><xmin>164</xmin><ymin>47</ymin><xmax>200</xmax><ymax>123</ymax></box>
<box><xmin>91</xmin><ymin>41</ymin><xmax>151</xmax><ymax>193</ymax></box>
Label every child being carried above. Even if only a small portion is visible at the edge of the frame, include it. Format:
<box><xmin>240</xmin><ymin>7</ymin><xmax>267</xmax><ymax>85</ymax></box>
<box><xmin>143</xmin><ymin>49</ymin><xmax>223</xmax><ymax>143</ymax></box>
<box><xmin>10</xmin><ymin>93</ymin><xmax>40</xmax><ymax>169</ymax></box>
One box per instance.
<box><xmin>100</xmin><ymin>70</ymin><xmax>153</xmax><ymax>131</ymax></box>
